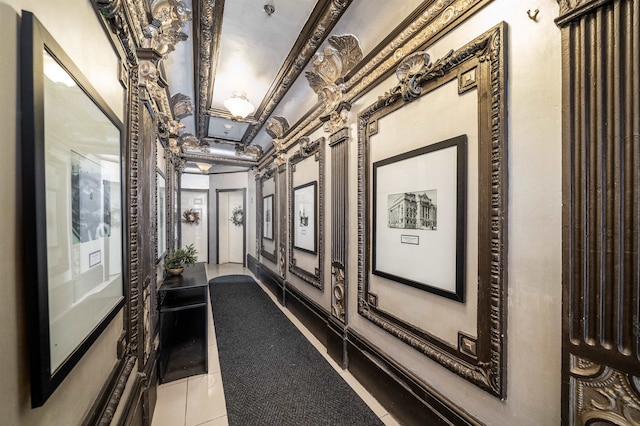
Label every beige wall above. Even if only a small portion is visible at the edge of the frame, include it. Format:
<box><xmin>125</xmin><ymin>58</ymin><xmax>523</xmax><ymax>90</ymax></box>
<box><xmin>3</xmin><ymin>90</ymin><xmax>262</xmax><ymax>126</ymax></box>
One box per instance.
<box><xmin>349</xmin><ymin>2</ymin><xmax>562</xmax><ymax>424</ymax></box>
<box><xmin>0</xmin><ymin>1</ymin><xmax>124</xmax><ymax>424</ymax></box>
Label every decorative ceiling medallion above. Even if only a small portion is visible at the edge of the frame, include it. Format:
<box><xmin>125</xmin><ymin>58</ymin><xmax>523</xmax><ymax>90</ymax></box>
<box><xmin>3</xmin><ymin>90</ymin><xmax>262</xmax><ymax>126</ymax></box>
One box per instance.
<box><xmin>265</xmin><ymin>116</ymin><xmax>290</xmax><ymax>139</ymax></box>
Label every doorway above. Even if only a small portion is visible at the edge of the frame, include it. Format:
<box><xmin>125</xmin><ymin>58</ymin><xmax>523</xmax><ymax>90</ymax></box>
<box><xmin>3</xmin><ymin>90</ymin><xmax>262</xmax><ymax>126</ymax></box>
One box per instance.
<box><xmin>216</xmin><ymin>189</ymin><xmax>246</xmax><ymax>266</ymax></box>
<box><xmin>181</xmin><ymin>189</ymin><xmax>209</xmax><ymax>263</ymax></box>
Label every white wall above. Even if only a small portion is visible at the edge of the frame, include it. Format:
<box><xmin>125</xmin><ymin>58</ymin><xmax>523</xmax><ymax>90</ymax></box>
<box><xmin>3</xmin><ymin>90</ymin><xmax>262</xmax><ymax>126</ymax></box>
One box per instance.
<box><xmin>0</xmin><ymin>1</ymin><xmax>124</xmax><ymax>424</ymax></box>
<box><xmin>344</xmin><ymin>2</ymin><xmax>562</xmax><ymax>424</ymax></box>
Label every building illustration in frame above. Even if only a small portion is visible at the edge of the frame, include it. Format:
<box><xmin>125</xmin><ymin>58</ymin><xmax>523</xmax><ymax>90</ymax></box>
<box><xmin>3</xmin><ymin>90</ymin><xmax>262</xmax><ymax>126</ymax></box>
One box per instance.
<box><xmin>388</xmin><ymin>190</ymin><xmax>437</xmax><ymax>230</ymax></box>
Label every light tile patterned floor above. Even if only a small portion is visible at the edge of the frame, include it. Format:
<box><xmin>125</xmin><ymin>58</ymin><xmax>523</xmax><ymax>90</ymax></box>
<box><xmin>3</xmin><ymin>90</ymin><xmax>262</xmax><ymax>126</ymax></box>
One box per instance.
<box><xmin>151</xmin><ymin>263</ymin><xmax>399</xmax><ymax>426</ymax></box>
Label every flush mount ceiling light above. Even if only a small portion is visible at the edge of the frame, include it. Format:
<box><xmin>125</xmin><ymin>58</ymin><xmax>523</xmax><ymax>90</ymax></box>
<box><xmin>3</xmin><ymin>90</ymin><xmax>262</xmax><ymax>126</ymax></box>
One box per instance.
<box><xmin>195</xmin><ymin>162</ymin><xmax>212</xmax><ymax>174</ymax></box>
<box><xmin>223</xmin><ymin>91</ymin><xmax>255</xmax><ymax>119</ymax></box>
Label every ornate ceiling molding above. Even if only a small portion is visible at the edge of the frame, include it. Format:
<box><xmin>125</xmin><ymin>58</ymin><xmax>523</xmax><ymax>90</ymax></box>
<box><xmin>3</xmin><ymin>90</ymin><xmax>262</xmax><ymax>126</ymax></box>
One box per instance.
<box><xmin>238</xmin><ymin>0</ymin><xmax>354</xmax><ymax>145</ymax></box>
<box><xmin>194</xmin><ymin>0</ymin><xmax>225</xmax><ymax>138</ymax></box>
<box><xmin>235</xmin><ymin>144</ymin><xmax>263</xmax><ymax>161</ymax></box>
<box><xmin>194</xmin><ymin>0</ymin><xmax>354</xmax><ymax>143</ymax></box>
<box><xmin>275</xmin><ymin>0</ymin><xmax>491</xmax><ymax>152</ymax></box>
<box><xmin>183</xmin><ymin>152</ymin><xmax>257</xmax><ymax>168</ymax></box>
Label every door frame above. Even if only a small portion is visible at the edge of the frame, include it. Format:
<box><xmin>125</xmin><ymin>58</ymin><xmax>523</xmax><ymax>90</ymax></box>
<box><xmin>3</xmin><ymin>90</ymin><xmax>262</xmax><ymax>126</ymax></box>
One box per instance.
<box><xmin>216</xmin><ymin>188</ymin><xmax>247</xmax><ymax>266</ymax></box>
<box><xmin>180</xmin><ymin>188</ymin><xmax>210</xmax><ymax>263</ymax></box>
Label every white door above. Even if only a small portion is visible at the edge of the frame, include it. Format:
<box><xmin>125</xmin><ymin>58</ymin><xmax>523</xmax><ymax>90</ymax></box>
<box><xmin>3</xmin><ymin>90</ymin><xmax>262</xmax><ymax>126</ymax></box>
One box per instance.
<box><xmin>181</xmin><ymin>190</ymin><xmax>208</xmax><ymax>263</ymax></box>
<box><xmin>218</xmin><ymin>190</ymin><xmax>244</xmax><ymax>264</ymax></box>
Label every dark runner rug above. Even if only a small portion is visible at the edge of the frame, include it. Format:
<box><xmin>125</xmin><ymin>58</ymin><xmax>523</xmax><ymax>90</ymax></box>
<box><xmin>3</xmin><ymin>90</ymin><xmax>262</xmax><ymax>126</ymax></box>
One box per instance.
<box><xmin>209</xmin><ymin>275</ymin><xmax>385</xmax><ymax>426</ymax></box>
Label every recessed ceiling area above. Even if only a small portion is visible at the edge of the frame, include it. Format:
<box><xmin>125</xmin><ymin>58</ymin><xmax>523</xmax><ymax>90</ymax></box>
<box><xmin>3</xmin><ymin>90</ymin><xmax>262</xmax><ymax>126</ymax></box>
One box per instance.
<box><xmin>161</xmin><ymin>0</ymin><xmax>430</xmax><ymax>170</ymax></box>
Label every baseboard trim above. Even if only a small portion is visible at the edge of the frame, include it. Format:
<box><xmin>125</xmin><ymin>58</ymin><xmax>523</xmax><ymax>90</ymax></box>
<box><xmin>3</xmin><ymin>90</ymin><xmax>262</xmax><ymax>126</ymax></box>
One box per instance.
<box><xmin>247</xmin><ymin>254</ymin><xmax>259</xmax><ymax>276</ymax></box>
<box><xmin>284</xmin><ymin>282</ymin><xmax>329</xmax><ymax>347</ymax></box>
<box><xmin>256</xmin><ymin>262</ymin><xmax>284</xmax><ymax>302</ymax></box>
<box><xmin>347</xmin><ymin>330</ymin><xmax>483</xmax><ymax>426</ymax></box>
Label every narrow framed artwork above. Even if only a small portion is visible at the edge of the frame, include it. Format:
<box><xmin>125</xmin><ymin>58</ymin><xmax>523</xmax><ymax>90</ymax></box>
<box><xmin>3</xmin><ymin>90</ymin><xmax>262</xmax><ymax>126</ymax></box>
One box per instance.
<box><xmin>263</xmin><ymin>194</ymin><xmax>274</xmax><ymax>240</ymax></box>
<box><xmin>372</xmin><ymin>135</ymin><xmax>467</xmax><ymax>301</ymax></box>
<box><xmin>293</xmin><ymin>181</ymin><xmax>317</xmax><ymax>254</ymax></box>
<box><xmin>21</xmin><ymin>11</ymin><xmax>125</xmax><ymax>407</ymax></box>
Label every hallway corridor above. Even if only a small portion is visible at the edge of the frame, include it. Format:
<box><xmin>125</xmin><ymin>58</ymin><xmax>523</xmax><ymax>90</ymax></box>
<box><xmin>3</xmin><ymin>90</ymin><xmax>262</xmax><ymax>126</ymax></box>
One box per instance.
<box><xmin>151</xmin><ymin>263</ymin><xmax>399</xmax><ymax>426</ymax></box>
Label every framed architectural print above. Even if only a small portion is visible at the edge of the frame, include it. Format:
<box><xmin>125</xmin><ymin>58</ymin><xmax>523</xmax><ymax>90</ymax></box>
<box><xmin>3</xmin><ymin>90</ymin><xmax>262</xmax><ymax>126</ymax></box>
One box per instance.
<box><xmin>287</xmin><ymin>137</ymin><xmax>325</xmax><ymax>289</ymax></box>
<box><xmin>357</xmin><ymin>23</ymin><xmax>507</xmax><ymax>398</ymax></box>
<box><xmin>21</xmin><ymin>11</ymin><xmax>125</xmax><ymax>407</ymax></box>
<box><xmin>372</xmin><ymin>135</ymin><xmax>466</xmax><ymax>301</ymax></box>
<box><xmin>293</xmin><ymin>181</ymin><xmax>317</xmax><ymax>254</ymax></box>
<box><xmin>263</xmin><ymin>194</ymin><xmax>274</xmax><ymax>240</ymax></box>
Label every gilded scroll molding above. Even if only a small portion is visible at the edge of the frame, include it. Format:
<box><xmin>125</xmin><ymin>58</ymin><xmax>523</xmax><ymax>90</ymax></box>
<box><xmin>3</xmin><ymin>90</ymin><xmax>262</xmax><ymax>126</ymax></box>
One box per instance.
<box><xmin>357</xmin><ymin>23</ymin><xmax>507</xmax><ymax>398</ymax></box>
<box><xmin>306</xmin><ymin>34</ymin><xmax>363</xmax><ymax>114</ymax></box>
<box><xmin>570</xmin><ymin>355</ymin><xmax>640</xmax><ymax>425</ymax></box>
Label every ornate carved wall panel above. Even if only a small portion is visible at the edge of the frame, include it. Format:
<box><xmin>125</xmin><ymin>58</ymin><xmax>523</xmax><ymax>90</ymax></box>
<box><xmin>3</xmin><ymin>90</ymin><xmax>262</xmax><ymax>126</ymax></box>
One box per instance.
<box><xmin>357</xmin><ymin>23</ymin><xmax>508</xmax><ymax>398</ymax></box>
<box><xmin>557</xmin><ymin>0</ymin><xmax>640</xmax><ymax>423</ymax></box>
<box><xmin>288</xmin><ymin>137</ymin><xmax>325</xmax><ymax>289</ymax></box>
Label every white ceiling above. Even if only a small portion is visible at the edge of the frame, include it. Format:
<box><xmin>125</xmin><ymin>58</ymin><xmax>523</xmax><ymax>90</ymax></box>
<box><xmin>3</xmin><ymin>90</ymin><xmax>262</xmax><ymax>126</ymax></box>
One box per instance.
<box><xmin>162</xmin><ymin>0</ymin><xmax>426</xmax><ymax>172</ymax></box>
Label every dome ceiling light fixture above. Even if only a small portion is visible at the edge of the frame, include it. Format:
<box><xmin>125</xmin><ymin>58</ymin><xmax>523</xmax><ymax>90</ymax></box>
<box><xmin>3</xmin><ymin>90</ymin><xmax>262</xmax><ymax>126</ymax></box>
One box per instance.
<box><xmin>223</xmin><ymin>91</ymin><xmax>255</xmax><ymax>120</ymax></box>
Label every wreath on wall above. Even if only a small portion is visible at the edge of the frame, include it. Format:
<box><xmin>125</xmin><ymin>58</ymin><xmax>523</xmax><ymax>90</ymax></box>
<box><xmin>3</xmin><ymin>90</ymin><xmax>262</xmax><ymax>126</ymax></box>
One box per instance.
<box><xmin>183</xmin><ymin>209</ymin><xmax>200</xmax><ymax>225</ymax></box>
<box><xmin>230</xmin><ymin>206</ymin><xmax>244</xmax><ymax>227</ymax></box>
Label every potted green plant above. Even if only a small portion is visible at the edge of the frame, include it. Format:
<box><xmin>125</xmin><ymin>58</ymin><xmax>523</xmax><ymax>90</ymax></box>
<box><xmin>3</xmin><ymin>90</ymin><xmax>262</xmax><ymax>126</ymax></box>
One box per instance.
<box><xmin>164</xmin><ymin>244</ymin><xmax>198</xmax><ymax>275</ymax></box>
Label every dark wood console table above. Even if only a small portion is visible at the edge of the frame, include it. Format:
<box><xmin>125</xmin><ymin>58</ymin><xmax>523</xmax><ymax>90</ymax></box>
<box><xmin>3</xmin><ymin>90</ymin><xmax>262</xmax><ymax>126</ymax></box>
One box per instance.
<box><xmin>158</xmin><ymin>262</ymin><xmax>208</xmax><ymax>383</ymax></box>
